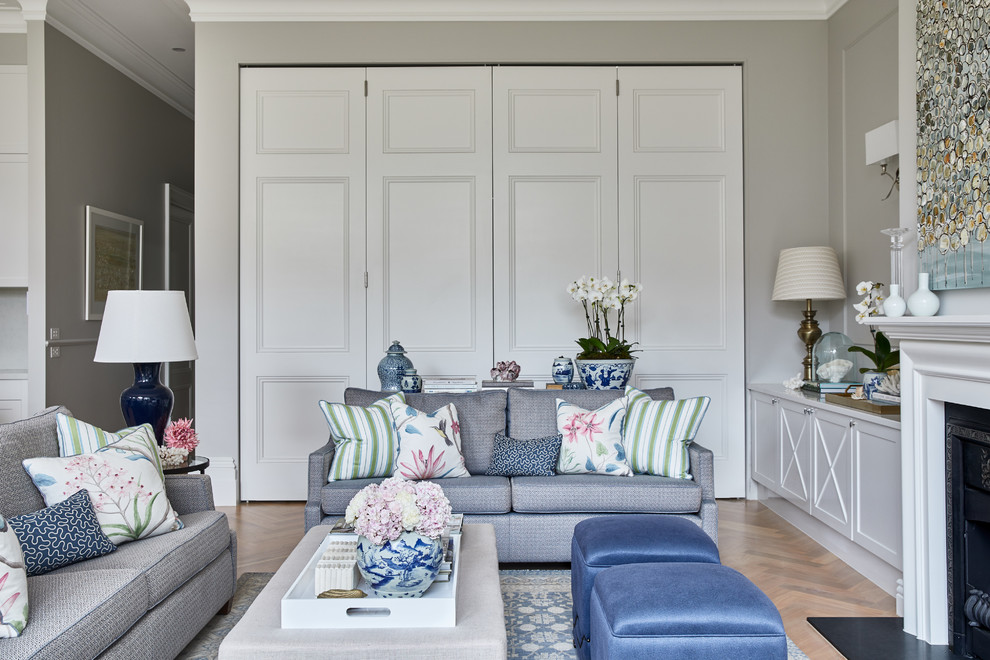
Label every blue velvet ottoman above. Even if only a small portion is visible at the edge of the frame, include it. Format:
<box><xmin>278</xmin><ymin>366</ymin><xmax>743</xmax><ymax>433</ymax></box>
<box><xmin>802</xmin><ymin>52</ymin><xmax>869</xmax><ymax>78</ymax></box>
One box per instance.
<box><xmin>570</xmin><ymin>515</ymin><xmax>720</xmax><ymax>658</ymax></box>
<box><xmin>590</xmin><ymin>563</ymin><xmax>787</xmax><ymax>660</ymax></box>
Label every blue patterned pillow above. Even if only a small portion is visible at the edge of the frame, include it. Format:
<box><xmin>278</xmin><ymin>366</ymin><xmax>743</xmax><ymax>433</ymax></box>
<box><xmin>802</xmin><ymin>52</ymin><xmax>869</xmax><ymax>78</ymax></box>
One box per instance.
<box><xmin>8</xmin><ymin>489</ymin><xmax>117</xmax><ymax>577</ymax></box>
<box><xmin>486</xmin><ymin>432</ymin><xmax>562</xmax><ymax>477</ymax></box>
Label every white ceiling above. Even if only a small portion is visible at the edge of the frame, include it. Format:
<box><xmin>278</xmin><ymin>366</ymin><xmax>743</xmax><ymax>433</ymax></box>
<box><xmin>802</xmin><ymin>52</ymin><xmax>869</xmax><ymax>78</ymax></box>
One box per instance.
<box><xmin>0</xmin><ymin>0</ymin><xmax>849</xmax><ymax>119</ymax></box>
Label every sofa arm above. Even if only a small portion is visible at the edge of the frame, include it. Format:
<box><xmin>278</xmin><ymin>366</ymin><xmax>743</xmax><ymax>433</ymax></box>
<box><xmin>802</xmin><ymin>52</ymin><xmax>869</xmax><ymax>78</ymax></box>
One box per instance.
<box><xmin>688</xmin><ymin>442</ymin><xmax>715</xmax><ymax>502</ymax></box>
<box><xmin>306</xmin><ymin>439</ymin><xmax>335</xmax><ymax>530</ymax></box>
<box><xmin>164</xmin><ymin>474</ymin><xmax>216</xmax><ymax>515</ymax></box>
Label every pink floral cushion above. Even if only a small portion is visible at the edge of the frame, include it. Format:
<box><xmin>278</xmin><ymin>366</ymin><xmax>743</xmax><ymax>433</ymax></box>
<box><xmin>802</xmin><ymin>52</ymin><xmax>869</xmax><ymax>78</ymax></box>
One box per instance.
<box><xmin>0</xmin><ymin>513</ymin><xmax>28</xmax><ymax>637</ymax></box>
<box><xmin>554</xmin><ymin>397</ymin><xmax>632</xmax><ymax>476</ymax></box>
<box><xmin>21</xmin><ymin>424</ymin><xmax>183</xmax><ymax>545</ymax></box>
<box><xmin>388</xmin><ymin>401</ymin><xmax>471</xmax><ymax>480</ymax></box>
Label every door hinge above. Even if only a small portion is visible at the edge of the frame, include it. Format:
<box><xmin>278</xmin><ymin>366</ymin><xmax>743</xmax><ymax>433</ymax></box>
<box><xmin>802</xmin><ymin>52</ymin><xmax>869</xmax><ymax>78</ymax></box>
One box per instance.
<box><xmin>364</xmin><ymin>80</ymin><xmax>369</xmax><ymax>97</ymax></box>
<box><xmin>364</xmin><ymin>272</ymin><xmax>369</xmax><ymax>288</ymax></box>
<box><xmin>616</xmin><ymin>79</ymin><xmax>620</xmax><ymax>96</ymax></box>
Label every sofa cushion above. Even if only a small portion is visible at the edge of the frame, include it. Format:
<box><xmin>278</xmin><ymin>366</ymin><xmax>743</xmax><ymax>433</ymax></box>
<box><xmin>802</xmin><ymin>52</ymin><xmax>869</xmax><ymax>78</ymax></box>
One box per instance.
<box><xmin>510</xmin><ymin>475</ymin><xmax>702</xmax><ymax>514</ymax></box>
<box><xmin>507</xmin><ymin>387</ymin><xmax>674</xmax><ymax>439</ymax></box>
<box><xmin>321</xmin><ymin>475</ymin><xmax>511</xmax><ymax>516</ymax></box>
<box><xmin>486</xmin><ymin>432</ymin><xmax>561</xmax><ymax>477</ymax></box>
<box><xmin>55</xmin><ymin>413</ymin><xmax>142</xmax><ymax>457</ymax></box>
<box><xmin>624</xmin><ymin>386</ymin><xmax>712</xmax><ymax>478</ymax></box>
<box><xmin>555</xmin><ymin>398</ymin><xmax>632</xmax><ymax>476</ymax></box>
<box><xmin>1</xmin><ymin>568</ymin><xmax>146</xmax><ymax>660</ymax></box>
<box><xmin>389</xmin><ymin>400</ymin><xmax>471</xmax><ymax>479</ymax></box>
<box><xmin>319</xmin><ymin>393</ymin><xmax>404</xmax><ymax>481</ymax></box>
<box><xmin>22</xmin><ymin>425</ymin><xmax>184</xmax><ymax>545</ymax></box>
<box><xmin>0</xmin><ymin>406</ymin><xmax>67</xmax><ymax>518</ymax></box>
<box><xmin>345</xmin><ymin>388</ymin><xmax>507</xmax><ymax>475</ymax></box>
<box><xmin>8</xmin><ymin>489</ymin><xmax>116</xmax><ymax>577</ymax></box>
<box><xmin>50</xmin><ymin>510</ymin><xmax>231</xmax><ymax>608</ymax></box>
<box><xmin>0</xmin><ymin>512</ymin><xmax>28</xmax><ymax>637</ymax></box>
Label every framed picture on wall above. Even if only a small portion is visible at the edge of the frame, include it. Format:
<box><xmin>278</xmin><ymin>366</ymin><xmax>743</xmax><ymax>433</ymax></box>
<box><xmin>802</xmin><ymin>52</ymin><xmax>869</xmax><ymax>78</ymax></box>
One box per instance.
<box><xmin>85</xmin><ymin>206</ymin><xmax>143</xmax><ymax>320</ymax></box>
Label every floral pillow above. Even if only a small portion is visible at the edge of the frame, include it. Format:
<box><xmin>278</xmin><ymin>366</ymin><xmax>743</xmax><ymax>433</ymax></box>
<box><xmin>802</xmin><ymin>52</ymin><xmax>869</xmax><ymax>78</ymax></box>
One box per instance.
<box><xmin>21</xmin><ymin>424</ymin><xmax>183</xmax><ymax>545</ymax></box>
<box><xmin>388</xmin><ymin>400</ymin><xmax>471</xmax><ymax>480</ymax></box>
<box><xmin>0</xmin><ymin>513</ymin><xmax>27</xmax><ymax>638</ymax></box>
<box><xmin>555</xmin><ymin>398</ymin><xmax>632</xmax><ymax>476</ymax></box>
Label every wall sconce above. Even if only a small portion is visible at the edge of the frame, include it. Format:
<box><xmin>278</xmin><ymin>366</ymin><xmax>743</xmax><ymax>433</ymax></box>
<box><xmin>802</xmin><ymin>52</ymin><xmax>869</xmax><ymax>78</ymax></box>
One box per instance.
<box><xmin>865</xmin><ymin>119</ymin><xmax>899</xmax><ymax>201</ymax></box>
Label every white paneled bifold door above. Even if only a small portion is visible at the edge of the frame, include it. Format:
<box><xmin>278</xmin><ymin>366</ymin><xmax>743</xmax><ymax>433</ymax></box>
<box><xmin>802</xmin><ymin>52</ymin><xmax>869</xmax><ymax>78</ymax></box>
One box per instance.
<box><xmin>239</xmin><ymin>65</ymin><xmax>744</xmax><ymax>500</ymax></box>
<box><xmin>240</xmin><ymin>68</ymin><xmax>369</xmax><ymax>500</ymax></box>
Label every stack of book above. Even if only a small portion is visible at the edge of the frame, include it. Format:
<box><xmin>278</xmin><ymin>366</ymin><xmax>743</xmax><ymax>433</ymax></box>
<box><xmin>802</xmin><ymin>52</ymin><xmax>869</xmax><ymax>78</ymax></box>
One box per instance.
<box><xmin>801</xmin><ymin>380</ymin><xmax>859</xmax><ymax>395</ymax></box>
<box><xmin>870</xmin><ymin>391</ymin><xmax>901</xmax><ymax>404</ymax></box>
<box><xmin>422</xmin><ymin>377</ymin><xmax>479</xmax><ymax>393</ymax></box>
<box><xmin>434</xmin><ymin>537</ymin><xmax>456</xmax><ymax>582</ymax></box>
<box><xmin>481</xmin><ymin>379</ymin><xmax>534</xmax><ymax>389</ymax></box>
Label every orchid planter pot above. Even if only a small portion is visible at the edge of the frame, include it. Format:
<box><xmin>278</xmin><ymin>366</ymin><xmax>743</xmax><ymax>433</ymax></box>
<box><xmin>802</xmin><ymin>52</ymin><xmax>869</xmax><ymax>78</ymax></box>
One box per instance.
<box><xmin>575</xmin><ymin>358</ymin><xmax>635</xmax><ymax>390</ymax></box>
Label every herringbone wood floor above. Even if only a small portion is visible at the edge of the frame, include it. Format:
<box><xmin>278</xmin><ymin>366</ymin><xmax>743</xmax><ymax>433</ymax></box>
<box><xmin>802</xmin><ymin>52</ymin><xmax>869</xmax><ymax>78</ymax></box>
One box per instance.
<box><xmin>217</xmin><ymin>499</ymin><xmax>896</xmax><ymax>658</ymax></box>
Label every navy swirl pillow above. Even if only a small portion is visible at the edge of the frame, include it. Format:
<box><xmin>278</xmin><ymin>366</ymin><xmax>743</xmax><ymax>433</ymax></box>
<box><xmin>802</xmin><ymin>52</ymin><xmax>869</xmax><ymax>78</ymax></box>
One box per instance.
<box><xmin>8</xmin><ymin>489</ymin><xmax>116</xmax><ymax>576</ymax></box>
<box><xmin>486</xmin><ymin>432</ymin><xmax>562</xmax><ymax>477</ymax></box>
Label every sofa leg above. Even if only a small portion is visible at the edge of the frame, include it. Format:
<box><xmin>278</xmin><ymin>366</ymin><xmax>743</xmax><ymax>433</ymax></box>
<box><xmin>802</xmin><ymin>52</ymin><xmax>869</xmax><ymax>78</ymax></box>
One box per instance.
<box><xmin>218</xmin><ymin>598</ymin><xmax>233</xmax><ymax>615</ymax></box>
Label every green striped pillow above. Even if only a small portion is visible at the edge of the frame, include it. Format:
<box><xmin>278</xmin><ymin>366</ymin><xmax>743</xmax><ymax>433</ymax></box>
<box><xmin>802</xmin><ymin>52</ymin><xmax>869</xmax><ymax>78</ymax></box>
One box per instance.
<box><xmin>56</xmin><ymin>413</ymin><xmax>144</xmax><ymax>457</ymax></box>
<box><xmin>319</xmin><ymin>392</ymin><xmax>404</xmax><ymax>481</ymax></box>
<box><xmin>622</xmin><ymin>386</ymin><xmax>711</xmax><ymax>478</ymax></box>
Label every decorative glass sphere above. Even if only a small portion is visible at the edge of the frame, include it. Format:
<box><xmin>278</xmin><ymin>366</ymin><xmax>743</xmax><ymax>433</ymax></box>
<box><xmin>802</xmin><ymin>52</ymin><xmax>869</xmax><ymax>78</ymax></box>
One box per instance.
<box><xmin>812</xmin><ymin>332</ymin><xmax>859</xmax><ymax>383</ymax></box>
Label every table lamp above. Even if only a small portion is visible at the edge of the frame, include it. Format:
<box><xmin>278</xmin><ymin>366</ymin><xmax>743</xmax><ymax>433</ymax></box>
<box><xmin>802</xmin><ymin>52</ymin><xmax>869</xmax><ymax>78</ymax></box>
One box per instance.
<box><xmin>771</xmin><ymin>247</ymin><xmax>846</xmax><ymax>382</ymax></box>
<box><xmin>94</xmin><ymin>290</ymin><xmax>198</xmax><ymax>444</ymax></box>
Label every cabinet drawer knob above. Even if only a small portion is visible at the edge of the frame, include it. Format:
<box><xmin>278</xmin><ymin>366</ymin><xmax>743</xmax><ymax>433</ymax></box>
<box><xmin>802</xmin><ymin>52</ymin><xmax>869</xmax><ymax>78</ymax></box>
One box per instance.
<box><xmin>803</xmin><ymin>407</ymin><xmax>815</xmax><ymax>415</ymax></box>
<box><xmin>771</xmin><ymin>398</ymin><xmax>779</xmax><ymax>404</ymax></box>
<box><xmin>849</xmin><ymin>420</ymin><xmax>857</xmax><ymax>428</ymax></box>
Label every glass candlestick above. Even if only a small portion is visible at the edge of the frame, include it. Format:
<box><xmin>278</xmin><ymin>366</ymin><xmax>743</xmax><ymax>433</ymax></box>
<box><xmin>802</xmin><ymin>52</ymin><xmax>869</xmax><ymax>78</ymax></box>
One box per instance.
<box><xmin>881</xmin><ymin>227</ymin><xmax>912</xmax><ymax>289</ymax></box>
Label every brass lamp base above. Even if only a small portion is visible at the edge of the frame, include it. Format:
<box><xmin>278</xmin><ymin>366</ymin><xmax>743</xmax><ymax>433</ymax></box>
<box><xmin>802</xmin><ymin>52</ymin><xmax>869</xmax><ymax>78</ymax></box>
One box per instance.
<box><xmin>797</xmin><ymin>298</ymin><xmax>821</xmax><ymax>382</ymax></box>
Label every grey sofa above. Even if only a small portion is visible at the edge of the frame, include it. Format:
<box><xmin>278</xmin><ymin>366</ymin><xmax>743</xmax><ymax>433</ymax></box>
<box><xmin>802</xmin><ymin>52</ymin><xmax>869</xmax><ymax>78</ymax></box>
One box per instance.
<box><xmin>306</xmin><ymin>387</ymin><xmax>717</xmax><ymax>562</ymax></box>
<box><xmin>0</xmin><ymin>406</ymin><xmax>237</xmax><ymax>660</ymax></box>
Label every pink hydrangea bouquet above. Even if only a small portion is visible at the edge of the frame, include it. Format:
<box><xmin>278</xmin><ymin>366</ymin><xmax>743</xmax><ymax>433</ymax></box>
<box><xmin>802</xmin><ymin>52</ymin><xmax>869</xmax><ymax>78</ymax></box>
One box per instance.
<box><xmin>344</xmin><ymin>477</ymin><xmax>452</xmax><ymax>546</ymax></box>
<box><xmin>164</xmin><ymin>418</ymin><xmax>199</xmax><ymax>452</ymax></box>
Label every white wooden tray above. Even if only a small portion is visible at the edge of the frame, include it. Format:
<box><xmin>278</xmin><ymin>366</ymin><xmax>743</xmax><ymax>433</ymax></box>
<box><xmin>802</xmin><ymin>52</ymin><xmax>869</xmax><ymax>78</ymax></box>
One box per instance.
<box><xmin>280</xmin><ymin>532</ymin><xmax>460</xmax><ymax>629</ymax></box>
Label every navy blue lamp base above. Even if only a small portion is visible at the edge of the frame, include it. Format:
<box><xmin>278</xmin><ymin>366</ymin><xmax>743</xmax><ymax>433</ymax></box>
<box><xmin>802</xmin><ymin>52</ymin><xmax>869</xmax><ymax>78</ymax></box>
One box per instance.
<box><xmin>120</xmin><ymin>362</ymin><xmax>174</xmax><ymax>445</ymax></box>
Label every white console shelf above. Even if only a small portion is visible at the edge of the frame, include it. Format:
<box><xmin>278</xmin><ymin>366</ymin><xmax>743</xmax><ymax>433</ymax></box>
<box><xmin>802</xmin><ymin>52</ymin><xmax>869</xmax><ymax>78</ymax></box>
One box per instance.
<box><xmin>748</xmin><ymin>383</ymin><xmax>902</xmax><ymax>598</ymax></box>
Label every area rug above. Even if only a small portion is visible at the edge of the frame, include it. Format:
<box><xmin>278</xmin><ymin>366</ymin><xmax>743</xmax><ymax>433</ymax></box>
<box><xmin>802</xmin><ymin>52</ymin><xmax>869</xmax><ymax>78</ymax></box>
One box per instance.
<box><xmin>178</xmin><ymin>570</ymin><xmax>809</xmax><ymax>659</ymax></box>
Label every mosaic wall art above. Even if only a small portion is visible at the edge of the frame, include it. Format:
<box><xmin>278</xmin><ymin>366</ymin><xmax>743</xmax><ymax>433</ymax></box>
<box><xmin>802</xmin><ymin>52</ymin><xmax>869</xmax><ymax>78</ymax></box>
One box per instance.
<box><xmin>917</xmin><ymin>0</ymin><xmax>990</xmax><ymax>290</ymax></box>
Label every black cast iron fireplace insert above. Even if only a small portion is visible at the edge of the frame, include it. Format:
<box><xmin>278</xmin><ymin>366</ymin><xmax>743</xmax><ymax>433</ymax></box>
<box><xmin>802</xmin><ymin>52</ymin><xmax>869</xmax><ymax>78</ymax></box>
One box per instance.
<box><xmin>948</xmin><ymin>402</ymin><xmax>990</xmax><ymax>659</ymax></box>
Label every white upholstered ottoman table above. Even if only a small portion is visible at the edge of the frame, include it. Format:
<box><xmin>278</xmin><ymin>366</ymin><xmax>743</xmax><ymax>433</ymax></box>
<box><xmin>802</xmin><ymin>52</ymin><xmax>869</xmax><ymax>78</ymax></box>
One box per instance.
<box><xmin>218</xmin><ymin>524</ymin><xmax>507</xmax><ymax>659</ymax></box>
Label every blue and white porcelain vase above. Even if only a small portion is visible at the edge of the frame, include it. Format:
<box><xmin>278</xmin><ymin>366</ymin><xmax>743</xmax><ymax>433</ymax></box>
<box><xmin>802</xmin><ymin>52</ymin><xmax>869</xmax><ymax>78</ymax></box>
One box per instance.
<box><xmin>551</xmin><ymin>356</ymin><xmax>574</xmax><ymax>384</ymax></box>
<box><xmin>574</xmin><ymin>359</ymin><xmax>635</xmax><ymax>390</ymax></box>
<box><xmin>377</xmin><ymin>340</ymin><xmax>414</xmax><ymax>392</ymax></box>
<box><xmin>356</xmin><ymin>532</ymin><xmax>444</xmax><ymax>598</ymax></box>
<box><xmin>400</xmin><ymin>368</ymin><xmax>422</xmax><ymax>394</ymax></box>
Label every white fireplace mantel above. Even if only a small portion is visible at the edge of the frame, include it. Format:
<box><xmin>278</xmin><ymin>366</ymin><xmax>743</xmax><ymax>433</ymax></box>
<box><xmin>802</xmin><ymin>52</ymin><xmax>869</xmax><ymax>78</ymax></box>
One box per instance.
<box><xmin>874</xmin><ymin>315</ymin><xmax>990</xmax><ymax>646</ymax></box>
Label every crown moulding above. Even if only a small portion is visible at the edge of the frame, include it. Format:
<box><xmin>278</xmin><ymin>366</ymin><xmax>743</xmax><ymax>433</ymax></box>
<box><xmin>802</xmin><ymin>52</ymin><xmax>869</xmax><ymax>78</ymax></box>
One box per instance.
<box><xmin>184</xmin><ymin>0</ymin><xmax>850</xmax><ymax>23</ymax></box>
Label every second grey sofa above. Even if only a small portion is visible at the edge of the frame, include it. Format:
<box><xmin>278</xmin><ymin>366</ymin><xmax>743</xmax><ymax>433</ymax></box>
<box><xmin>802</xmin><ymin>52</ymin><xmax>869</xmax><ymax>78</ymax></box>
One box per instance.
<box><xmin>306</xmin><ymin>387</ymin><xmax>716</xmax><ymax>562</ymax></box>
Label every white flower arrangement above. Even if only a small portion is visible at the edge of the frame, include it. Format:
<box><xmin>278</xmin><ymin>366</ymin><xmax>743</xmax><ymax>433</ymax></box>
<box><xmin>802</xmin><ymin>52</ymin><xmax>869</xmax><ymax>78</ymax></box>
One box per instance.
<box><xmin>567</xmin><ymin>275</ymin><xmax>643</xmax><ymax>359</ymax></box>
<box><xmin>852</xmin><ymin>281</ymin><xmax>884</xmax><ymax>323</ymax></box>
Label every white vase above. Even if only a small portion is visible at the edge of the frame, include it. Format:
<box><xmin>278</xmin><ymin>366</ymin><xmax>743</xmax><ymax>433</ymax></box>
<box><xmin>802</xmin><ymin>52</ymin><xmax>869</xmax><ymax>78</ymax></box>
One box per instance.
<box><xmin>907</xmin><ymin>273</ymin><xmax>940</xmax><ymax>317</ymax></box>
<box><xmin>882</xmin><ymin>284</ymin><xmax>906</xmax><ymax>318</ymax></box>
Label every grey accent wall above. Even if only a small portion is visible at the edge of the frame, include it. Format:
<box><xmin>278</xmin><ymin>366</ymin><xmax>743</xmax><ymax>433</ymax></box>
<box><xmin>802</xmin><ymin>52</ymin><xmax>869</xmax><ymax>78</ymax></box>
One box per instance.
<box><xmin>195</xmin><ymin>20</ymin><xmax>830</xmax><ymax>482</ymax></box>
<box><xmin>44</xmin><ymin>25</ymin><xmax>193</xmax><ymax>429</ymax></box>
<box><xmin>826</xmin><ymin>0</ymin><xmax>900</xmax><ymax>349</ymax></box>
<box><xmin>0</xmin><ymin>33</ymin><xmax>26</xmax><ymax>64</ymax></box>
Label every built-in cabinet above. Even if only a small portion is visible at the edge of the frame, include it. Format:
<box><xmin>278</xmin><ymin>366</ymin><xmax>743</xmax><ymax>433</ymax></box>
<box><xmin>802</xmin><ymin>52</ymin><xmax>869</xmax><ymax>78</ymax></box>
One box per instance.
<box><xmin>239</xmin><ymin>65</ymin><xmax>745</xmax><ymax>500</ymax></box>
<box><xmin>0</xmin><ymin>65</ymin><xmax>28</xmax><ymax>288</ymax></box>
<box><xmin>749</xmin><ymin>384</ymin><xmax>902</xmax><ymax>591</ymax></box>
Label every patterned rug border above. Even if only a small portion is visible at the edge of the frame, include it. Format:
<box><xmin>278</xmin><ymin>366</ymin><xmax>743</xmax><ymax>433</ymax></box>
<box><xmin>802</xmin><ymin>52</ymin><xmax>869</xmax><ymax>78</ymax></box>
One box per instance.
<box><xmin>178</xmin><ymin>570</ymin><xmax>809</xmax><ymax>660</ymax></box>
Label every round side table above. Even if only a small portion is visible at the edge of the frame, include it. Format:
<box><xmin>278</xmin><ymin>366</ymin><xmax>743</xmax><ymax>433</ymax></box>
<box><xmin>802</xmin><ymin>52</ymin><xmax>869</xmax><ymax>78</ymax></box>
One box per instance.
<box><xmin>163</xmin><ymin>456</ymin><xmax>210</xmax><ymax>475</ymax></box>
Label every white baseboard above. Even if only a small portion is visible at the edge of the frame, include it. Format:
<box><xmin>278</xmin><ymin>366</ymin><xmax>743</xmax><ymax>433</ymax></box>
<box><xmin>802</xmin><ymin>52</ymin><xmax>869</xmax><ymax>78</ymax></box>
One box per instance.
<box><xmin>758</xmin><ymin>491</ymin><xmax>902</xmax><ymax>597</ymax></box>
<box><xmin>208</xmin><ymin>456</ymin><xmax>238</xmax><ymax>506</ymax></box>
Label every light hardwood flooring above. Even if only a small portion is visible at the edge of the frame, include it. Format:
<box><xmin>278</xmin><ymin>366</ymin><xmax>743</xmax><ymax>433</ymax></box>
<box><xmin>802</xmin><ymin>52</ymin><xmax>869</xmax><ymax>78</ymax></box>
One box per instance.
<box><xmin>217</xmin><ymin>499</ymin><xmax>896</xmax><ymax>658</ymax></box>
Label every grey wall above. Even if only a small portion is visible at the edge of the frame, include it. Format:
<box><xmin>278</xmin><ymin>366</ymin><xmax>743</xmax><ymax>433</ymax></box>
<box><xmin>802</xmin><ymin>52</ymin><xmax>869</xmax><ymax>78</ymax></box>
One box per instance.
<box><xmin>826</xmin><ymin>0</ymin><xmax>900</xmax><ymax>349</ymax></box>
<box><xmin>194</xmin><ymin>20</ymin><xmax>830</xmax><ymax>483</ymax></box>
<box><xmin>44</xmin><ymin>25</ymin><xmax>193</xmax><ymax>429</ymax></box>
<box><xmin>0</xmin><ymin>33</ymin><xmax>26</xmax><ymax>64</ymax></box>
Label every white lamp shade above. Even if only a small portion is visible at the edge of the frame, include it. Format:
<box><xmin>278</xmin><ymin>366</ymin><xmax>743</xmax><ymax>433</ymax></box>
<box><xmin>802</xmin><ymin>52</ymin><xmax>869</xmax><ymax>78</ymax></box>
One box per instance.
<box><xmin>94</xmin><ymin>290</ymin><xmax>198</xmax><ymax>363</ymax></box>
<box><xmin>771</xmin><ymin>246</ymin><xmax>846</xmax><ymax>302</ymax></box>
<box><xmin>865</xmin><ymin>119</ymin><xmax>899</xmax><ymax>165</ymax></box>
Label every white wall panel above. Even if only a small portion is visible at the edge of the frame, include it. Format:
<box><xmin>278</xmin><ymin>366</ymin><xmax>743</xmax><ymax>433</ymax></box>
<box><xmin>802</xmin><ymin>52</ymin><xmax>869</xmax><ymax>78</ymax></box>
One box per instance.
<box><xmin>258</xmin><ymin>91</ymin><xmax>351</xmax><ymax>153</ymax></box>
<box><xmin>634</xmin><ymin>89</ymin><xmax>725</xmax><ymax>152</ymax></box>
<box><xmin>384</xmin><ymin>91</ymin><xmax>476</xmax><ymax>153</ymax></box>
<box><xmin>258</xmin><ymin>178</ymin><xmax>350</xmax><ymax>351</ymax></box>
<box><xmin>509</xmin><ymin>90</ymin><xmax>602</xmax><ymax>152</ymax></box>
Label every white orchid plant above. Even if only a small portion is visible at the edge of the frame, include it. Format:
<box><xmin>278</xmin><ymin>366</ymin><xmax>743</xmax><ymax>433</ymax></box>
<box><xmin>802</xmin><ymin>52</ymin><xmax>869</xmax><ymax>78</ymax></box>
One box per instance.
<box><xmin>849</xmin><ymin>280</ymin><xmax>899</xmax><ymax>374</ymax></box>
<box><xmin>566</xmin><ymin>275</ymin><xmax>642</xmax><ymax>360</ymax></box>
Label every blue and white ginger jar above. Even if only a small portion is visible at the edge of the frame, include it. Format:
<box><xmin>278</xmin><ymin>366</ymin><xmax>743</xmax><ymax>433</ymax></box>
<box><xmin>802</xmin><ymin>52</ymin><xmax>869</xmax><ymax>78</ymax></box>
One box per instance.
<box><xmin>378</xmin><ymin>340</ymin><xmax>414</xmax><ymax>392</ymax></box>
<box><xmin>356</xmin><ymin>531</ymin><xmax>444</xmax><ymax>598</ymax></box>
<box><xmin>551</xmin><ymin>356</ymin><xmax>575</xmax><ymax>384</ymax></box>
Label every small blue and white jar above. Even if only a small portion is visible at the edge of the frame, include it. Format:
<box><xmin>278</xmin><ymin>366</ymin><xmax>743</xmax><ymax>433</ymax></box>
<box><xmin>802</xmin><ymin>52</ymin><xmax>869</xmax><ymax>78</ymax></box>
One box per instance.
<box><xmin>401</xmin><ymin>368</ymin><xmax>422</xmax><ymax>394</ymax></box>
<box><xmin>551</xmin><ymin>356</ymin><xmax>574</xmax><ymax>384</ymax></box>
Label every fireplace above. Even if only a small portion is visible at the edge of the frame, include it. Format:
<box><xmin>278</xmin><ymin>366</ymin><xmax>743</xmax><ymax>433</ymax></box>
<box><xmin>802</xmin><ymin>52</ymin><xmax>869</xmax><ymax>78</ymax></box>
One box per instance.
<box><xmin>948</xmin><ymin>402</ymin><xmax>990</xmax><ymax>658</ymax></box>
<box><xmin>875</xmin><ymin>316</ymin><xmax>990</xmax><ymax>647</ymax></box>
